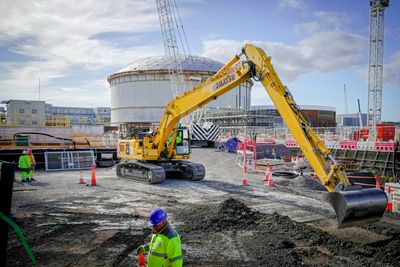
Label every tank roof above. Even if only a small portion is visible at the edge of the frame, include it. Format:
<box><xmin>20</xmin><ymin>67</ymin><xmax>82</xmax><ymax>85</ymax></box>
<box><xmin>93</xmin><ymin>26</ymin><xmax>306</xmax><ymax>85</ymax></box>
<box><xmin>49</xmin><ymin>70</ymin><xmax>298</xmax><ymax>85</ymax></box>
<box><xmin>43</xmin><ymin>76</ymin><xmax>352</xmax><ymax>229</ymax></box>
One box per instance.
<box><xmin>115</xmin><ymin>55</ymin><xmax>224</xmax><ymax>74</ymax></box>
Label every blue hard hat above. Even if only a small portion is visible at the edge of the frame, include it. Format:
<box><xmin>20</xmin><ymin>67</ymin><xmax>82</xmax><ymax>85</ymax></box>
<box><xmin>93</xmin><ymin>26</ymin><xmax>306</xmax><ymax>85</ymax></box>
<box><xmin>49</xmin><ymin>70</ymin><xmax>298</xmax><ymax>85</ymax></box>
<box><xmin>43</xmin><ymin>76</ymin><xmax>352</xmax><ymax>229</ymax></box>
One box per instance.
<box><xmin>149</xmin><ymin>208</ymin><xmax>168</xmax><ymax>227</ymax></box>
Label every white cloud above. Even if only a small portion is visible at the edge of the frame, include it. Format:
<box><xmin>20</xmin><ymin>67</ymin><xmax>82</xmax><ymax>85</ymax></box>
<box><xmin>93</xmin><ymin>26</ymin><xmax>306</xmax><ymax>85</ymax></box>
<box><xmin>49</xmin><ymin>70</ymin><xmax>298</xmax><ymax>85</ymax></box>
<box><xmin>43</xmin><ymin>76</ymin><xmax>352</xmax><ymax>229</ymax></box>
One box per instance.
<box><xmin>357</xmin><ymin>50</ymin><xmax>400</xmax><ymax>87</ymax></box>
<box><xmin>277</xmin><ymin>0</ymin><xmax>304</xmax><ymax>10</ymax></box>
<box><xmin>313</xmin><ymin>11</ymin><xmax>352</xmax><ymax>30</ymax></box>
<box><xmin>201</xmin><ymin>31</ymin><xmax>367</xmax><ymax>82</ymax></box>
<box><xmin>44</xmin><ymin>80</ymin><xmax>111</xmax><ymax>107</ymax></box>
<box><xmin>293</xmin><ymin>10</ymin><xmax>353</xmax><ymax>37</ymax></box>
<box><xmin>0</xmin><ymin>0</ymin><xmax>164</xmax><ymax>105</ymax></box>
<box><xmin>385</xmin><ymin>51</ymin><xmax>400</xmax><ymax>86</ymax></box>
<box><xmin>293</xmin><ymin>22</ymin><xmax>320</xmax><ymax>35</ymax></box>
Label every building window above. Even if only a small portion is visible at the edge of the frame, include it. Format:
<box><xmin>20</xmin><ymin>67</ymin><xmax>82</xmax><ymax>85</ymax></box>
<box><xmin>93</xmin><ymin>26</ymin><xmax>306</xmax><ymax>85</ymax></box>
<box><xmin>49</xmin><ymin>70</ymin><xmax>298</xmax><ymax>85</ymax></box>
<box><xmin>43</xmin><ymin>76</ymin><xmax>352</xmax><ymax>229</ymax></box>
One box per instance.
<box><xmin>19</xmin><ymin>120</ymin><xmax>25</xmax><ymax>125</ymax></box>
<box><xmin>19</xmin><ymin>108</ymin><xmax>25</xmax><ymax>114</ymax></box>
<box><xmin>32</xmin><ymin>109</ymin><xmax>37</xmax><ymax>114</ymax></box>
<box><xmin>32</xmin><ymin>121</ymin><xmax>38</xmax><ymax>125</ymax></box>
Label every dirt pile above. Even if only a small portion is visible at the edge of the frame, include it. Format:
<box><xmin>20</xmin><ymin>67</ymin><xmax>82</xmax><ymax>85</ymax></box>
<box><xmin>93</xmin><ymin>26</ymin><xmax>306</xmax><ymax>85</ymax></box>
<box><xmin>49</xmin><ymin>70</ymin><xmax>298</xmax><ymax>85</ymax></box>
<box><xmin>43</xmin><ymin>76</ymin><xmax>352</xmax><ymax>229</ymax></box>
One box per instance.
<box><xmin>212</xmin><ymin>198</ymin><xmax>260</xmax><ymax>228</ymax></box>
<box><xmin>177</xmin><ymin>197</ymin><xmax>400</xmax><ymax>266</ymax></box>
<box><xmin>289</xmin><ymin>176</ymin><xmax>327</xmax><ymax>191</ymax></box>
<box><xmin>6</xmin><ymin>202</ymin><xmax>150</xmax><ymax>266</ymax></box>
<box><xmin>184</xmin><ymin>197</ymin><xmax>261</xmax><ymax>232</ymax></box>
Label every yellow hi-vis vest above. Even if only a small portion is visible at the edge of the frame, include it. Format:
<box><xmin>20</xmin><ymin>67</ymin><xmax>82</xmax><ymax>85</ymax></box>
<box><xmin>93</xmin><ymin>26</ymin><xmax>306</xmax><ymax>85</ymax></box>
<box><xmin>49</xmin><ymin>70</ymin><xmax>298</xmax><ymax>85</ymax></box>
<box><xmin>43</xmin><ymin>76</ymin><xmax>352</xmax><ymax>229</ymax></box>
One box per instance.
<box><xmin>147</xmin><ymin>224</ymin><xmax>182</xmax><ymax>267</ymax></box>
<box><xmin>18</xmin><ymin>155</ymin><xmax>31</xmax><ymax>169</ymax></box>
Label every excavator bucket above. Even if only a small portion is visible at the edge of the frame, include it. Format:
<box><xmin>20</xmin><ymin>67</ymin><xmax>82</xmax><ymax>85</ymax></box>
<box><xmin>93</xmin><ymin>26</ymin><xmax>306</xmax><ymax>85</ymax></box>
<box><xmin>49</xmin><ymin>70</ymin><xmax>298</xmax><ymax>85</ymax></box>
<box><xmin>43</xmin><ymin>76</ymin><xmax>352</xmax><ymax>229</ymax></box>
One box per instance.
<box><xmin>323</xmin><ymin>188</ymin><xmax>387</xmax><ymax>229</ymax></box>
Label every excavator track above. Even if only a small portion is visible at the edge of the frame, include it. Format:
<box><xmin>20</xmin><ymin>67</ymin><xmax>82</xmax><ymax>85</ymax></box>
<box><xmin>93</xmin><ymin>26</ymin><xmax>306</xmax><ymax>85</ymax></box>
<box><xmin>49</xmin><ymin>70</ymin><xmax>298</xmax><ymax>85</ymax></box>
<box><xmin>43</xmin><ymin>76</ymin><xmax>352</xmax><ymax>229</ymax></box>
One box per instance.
<box><xmin>158</xmin><ymin>160</ymin><xmax>205</xmax><ymax>181</ymax></box>
<box><xmin>116</xmin><ymin>160</ymin><xmax>205</xmax><ymax>184</ymax></box>
<box><xmin>116</xmin><ymin>161</ymin><xmax>166</xmax><ymax>184</ymax></box>
<box><xmin>169</xmin><ymin>161</ymin><xmax>205</xmax><ymax>181</ymax></box>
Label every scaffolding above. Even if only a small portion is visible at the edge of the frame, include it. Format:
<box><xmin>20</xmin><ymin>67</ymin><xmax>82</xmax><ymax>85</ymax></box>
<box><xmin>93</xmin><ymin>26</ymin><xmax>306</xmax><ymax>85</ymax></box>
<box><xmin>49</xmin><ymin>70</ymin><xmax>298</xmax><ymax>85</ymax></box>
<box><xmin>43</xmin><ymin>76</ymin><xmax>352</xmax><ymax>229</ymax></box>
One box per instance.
<box><xmin>204</xmin><ymin>109</ymin><xmax>276</xmax><ymax>136</ymax></box>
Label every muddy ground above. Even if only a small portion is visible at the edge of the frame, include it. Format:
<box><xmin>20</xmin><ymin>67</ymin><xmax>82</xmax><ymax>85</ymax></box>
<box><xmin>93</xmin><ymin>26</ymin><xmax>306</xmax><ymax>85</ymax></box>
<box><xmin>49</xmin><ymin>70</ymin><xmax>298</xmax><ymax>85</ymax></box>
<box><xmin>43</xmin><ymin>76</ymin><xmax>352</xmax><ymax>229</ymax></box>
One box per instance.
<box><xmin>6</xmin><ymin>148</ymin><xmax>400</xmax><ymax>266</ymax></box>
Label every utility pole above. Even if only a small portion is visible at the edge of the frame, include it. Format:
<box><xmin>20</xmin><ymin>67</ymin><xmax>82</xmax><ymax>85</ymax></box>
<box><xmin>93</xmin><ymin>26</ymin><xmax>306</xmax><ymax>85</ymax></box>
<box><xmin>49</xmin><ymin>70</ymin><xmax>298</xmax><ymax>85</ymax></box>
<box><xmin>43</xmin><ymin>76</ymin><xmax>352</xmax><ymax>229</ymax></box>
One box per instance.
<box><xmin>367</xmin><ymin>0</ymin><xmax>389</xmax><ymax>139</ymax></box>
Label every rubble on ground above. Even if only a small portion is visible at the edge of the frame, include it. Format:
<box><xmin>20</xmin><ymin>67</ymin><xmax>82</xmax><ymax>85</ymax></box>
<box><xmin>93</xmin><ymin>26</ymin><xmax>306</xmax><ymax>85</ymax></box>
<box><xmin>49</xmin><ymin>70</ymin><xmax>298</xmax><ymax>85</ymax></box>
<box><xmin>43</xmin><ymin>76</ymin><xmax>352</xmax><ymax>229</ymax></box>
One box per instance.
<box><xmin>6</xmin><ymin>149</ymin><xmax>400</xmax><ymax>266</ymax></box>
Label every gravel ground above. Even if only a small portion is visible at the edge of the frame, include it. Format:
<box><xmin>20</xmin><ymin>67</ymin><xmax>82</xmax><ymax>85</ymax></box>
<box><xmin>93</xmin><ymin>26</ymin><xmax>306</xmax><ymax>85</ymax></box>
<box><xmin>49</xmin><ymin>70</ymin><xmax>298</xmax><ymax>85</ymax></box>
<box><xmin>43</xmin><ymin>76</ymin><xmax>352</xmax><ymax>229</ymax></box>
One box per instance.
<box><xmin>6</xmin><ymin>148</ymin><xmax>400</xmax><ymax>266</ymax></box>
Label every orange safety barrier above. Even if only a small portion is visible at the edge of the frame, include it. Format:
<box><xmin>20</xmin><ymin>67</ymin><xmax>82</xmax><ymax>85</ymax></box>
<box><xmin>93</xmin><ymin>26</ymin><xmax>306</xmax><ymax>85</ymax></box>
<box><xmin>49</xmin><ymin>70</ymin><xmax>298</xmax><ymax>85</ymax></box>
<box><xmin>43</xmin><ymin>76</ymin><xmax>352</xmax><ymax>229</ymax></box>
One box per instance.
<box><xmin>339</xmin><ymin>141</ymin><xmax>358</xmax><ymax>150</ymax></box>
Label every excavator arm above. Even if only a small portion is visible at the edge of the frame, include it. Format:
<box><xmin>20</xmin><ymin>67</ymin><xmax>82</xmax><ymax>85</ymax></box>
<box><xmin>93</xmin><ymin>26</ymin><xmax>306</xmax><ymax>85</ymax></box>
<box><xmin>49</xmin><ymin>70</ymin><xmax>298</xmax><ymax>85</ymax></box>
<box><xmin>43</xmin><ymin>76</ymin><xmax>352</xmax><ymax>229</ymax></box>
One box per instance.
<box><xmin>124</xmin><ymin>44</ymin><xmax>387</xmax><ymax>228</ymax></box>
<box><xmin>152</xmin><ymin>54</ymin><xmax>252</xmax><ymax>157</ymax></box>
<box><xmin>242</xmin><ymin>44</ymin><xmax>387</xmax><ymax>228</ymax></box>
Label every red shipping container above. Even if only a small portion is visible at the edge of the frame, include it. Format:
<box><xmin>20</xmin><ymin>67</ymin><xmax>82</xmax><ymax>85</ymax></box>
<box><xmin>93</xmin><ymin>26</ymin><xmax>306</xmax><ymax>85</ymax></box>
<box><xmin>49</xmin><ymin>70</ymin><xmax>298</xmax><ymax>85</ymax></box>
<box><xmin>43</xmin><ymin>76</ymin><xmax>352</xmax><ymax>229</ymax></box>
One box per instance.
<box><xmin>377</xmin><ymin>124</ymin><xmax>395</xmax><ymax>140</ymax></box>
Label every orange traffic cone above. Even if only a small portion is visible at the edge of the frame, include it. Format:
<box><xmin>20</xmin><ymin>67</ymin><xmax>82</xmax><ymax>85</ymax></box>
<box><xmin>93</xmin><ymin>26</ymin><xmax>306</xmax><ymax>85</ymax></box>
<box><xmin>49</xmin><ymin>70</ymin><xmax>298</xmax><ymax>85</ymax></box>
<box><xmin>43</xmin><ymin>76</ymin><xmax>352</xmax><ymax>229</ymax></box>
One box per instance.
<box><xmin>241</xmin><ymin>173</ymin><xmax>248</xmax><ymax>186</ymax></box>
<box><xmin>268</xmin><ymin>175</ymin><xmax>274</xmax><ymax>187</ymax></box>
<box><xmin>264</xmin><ymin>169</ymin><xmax>270</xmax><ymax>181</ymax></box>
<box><xmin>386</xmin><ymin>186</ymin><xmax>393</xmax><ymax>212</ymax></box>
<box><xmin>91</xmin><ymin>163</ymin><xmax>97</xmax><ymax>186</ymax></box>
<box><xmin>79</xmin><ymin>170</ymin><xmax>85</xmax><ymax>184</ymax></box>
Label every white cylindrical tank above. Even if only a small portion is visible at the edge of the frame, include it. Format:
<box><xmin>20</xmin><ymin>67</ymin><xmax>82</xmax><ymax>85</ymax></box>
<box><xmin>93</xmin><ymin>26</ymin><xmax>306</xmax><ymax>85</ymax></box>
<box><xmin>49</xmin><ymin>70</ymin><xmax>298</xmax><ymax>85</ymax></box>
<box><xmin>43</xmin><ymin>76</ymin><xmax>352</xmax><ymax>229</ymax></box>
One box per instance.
<box><xmin>108</xmin><ymin>55</ymin><xmax>252</xmax><ymax>126</ymax></box>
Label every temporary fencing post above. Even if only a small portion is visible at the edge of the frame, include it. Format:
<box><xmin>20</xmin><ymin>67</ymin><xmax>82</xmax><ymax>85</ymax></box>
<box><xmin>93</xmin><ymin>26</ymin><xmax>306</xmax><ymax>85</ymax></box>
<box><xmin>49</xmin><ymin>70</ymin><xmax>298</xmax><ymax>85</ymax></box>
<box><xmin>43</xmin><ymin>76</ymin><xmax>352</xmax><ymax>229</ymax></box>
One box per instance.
<box><xmin>90</xmin><ymin>163</ymin><xmax>97</xmax><ymax>186</ymax></box>
<box><xmin>386</xmin><ymin>186</ymin><xmax>393</xmax><ymax>212</ymax></box>
<box><xmin>241</xmin><ymin>138</ymin><xmax>248</xmax><ymax>186</ymax></box>
<box><xmin>79</xmin><ymin>170</ymin><xmax>85</xmax><ymax>184</ymax></box>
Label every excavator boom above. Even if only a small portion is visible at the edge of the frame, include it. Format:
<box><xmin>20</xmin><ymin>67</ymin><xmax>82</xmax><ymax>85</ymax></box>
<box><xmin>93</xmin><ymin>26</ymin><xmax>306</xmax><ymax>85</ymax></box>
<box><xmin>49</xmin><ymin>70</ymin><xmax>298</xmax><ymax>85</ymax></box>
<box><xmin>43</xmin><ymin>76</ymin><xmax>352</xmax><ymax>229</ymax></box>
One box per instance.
<box><xmin>117</xmin><ymin>43</ymin><xmax>387</xmax><ymax>228</ymax></box>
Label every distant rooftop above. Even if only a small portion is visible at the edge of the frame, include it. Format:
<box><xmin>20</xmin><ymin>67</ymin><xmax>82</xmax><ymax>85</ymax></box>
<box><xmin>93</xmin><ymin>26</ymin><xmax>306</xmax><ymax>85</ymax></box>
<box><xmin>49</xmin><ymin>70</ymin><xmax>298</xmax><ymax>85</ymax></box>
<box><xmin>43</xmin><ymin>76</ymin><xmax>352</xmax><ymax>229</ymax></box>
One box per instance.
<box><xmin>251</xmin><ymin>105</ymin><xmax>336</xmax><ymax>112</ymax></box>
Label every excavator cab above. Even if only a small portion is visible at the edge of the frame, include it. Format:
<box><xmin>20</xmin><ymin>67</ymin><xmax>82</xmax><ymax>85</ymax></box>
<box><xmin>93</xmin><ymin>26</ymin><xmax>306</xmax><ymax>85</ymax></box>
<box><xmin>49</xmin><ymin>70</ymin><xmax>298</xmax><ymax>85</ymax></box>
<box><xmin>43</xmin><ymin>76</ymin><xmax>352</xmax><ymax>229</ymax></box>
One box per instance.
<box><xmin>175</xmin><ymin>127</ymin><xmax>191</xmax><ymax>155</ymax></box>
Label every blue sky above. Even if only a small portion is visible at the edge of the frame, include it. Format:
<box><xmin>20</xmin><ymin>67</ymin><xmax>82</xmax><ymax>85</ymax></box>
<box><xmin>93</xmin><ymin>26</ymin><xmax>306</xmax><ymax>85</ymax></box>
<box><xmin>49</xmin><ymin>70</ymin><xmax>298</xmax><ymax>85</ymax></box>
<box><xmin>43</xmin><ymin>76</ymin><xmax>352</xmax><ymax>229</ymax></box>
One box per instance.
<box><xmin>0</xmin><ymin>0</ymin><xmax>399</xmax><ymax>121</ymax></box>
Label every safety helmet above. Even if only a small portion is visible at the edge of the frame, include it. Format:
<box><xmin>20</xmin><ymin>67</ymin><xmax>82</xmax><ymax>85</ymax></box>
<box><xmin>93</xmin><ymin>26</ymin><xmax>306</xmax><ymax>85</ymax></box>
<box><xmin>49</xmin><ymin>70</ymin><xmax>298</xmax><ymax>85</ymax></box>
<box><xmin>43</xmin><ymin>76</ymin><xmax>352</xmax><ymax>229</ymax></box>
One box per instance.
<box><xmin>22</xmin><ymin>150</ymin><xmax>27</xmax><ymax>154</ymax></box>
<box><xmin>28</xmin><ymin>148</ymin><xmax>32</xmax><ymax>153</ymax></box>
<box><xmin>148</xmin><ymin>208</ymin><xmax>168</xmax><ymax>227</ymax></box>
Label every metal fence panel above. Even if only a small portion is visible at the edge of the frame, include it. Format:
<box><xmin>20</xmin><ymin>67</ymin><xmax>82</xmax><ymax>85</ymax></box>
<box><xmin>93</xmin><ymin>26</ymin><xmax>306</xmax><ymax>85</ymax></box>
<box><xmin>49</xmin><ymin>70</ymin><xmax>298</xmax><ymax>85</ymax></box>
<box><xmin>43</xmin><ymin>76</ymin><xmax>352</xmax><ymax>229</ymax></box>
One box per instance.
<box><xmin>45</xmin><ymin>150</ymin><xmax>94</xmax><ymax>171</ymax></box>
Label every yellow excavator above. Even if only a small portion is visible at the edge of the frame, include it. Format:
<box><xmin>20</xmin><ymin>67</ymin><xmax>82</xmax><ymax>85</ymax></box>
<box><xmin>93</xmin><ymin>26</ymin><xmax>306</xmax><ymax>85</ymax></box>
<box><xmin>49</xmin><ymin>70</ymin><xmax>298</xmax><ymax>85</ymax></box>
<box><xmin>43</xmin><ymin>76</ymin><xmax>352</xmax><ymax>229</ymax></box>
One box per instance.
<box><xmin>117</xmin><ymin>44</ymin><xmax>387</xmax><ymax>228</ymax></box>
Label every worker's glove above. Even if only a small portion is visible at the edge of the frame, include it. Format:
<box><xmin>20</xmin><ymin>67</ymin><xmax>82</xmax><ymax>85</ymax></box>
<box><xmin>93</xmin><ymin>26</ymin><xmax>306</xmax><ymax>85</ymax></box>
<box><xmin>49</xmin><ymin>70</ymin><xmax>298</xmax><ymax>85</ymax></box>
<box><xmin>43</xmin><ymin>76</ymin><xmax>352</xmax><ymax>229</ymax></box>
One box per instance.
<box><xmin>136</xmin><ymin>245</ymin><xmax>145</xmax><ymax>254</ymax></box>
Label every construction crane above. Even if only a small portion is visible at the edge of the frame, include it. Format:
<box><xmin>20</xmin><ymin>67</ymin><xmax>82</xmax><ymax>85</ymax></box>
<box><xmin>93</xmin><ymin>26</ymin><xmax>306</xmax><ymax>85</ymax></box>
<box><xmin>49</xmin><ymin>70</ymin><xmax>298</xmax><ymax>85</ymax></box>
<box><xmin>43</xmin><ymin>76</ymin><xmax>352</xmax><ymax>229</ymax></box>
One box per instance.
<box><xmin>367</xmin><ymin>0</ymin><xmax>389</xmax><ymax>139</ymax></box>
<box><xmin>156</xmin><ymin>0</ymin><xmax>218</xmax><ymax>146</ymax></box>
<box><xmin>156</xmin><ymin>0</ymin><xmax>187</xmax><ymax>98</ymax></box>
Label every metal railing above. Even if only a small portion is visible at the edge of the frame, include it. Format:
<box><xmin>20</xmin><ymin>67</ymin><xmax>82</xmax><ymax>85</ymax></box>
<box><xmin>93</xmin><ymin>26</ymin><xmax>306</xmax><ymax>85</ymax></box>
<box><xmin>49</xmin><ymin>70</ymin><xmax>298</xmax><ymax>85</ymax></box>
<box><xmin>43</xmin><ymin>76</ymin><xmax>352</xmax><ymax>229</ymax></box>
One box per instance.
<box><xmin>226</xmin><ymin>125</ymin><xmax>399</xmax><ymax>143</ymax></box>
<box><xmin>0</xmin><ymin>133</ymin><xmax>118</xmax><ymax>149</ymax></box>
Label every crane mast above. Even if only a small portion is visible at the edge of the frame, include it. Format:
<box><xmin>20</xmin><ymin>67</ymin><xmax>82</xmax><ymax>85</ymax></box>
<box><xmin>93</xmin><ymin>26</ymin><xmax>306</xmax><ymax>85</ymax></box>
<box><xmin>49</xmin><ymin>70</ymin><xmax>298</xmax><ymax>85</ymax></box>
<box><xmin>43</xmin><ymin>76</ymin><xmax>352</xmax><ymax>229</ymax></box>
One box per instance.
<box><xmin>156</xmin><ymin>0</ymin><xmax>186</xmax><ymax>98</ymax></box>
<box><xmin>367</xmin><ymin>0</ymin><xmax>389</xmax><ymax>139</ymax></box>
